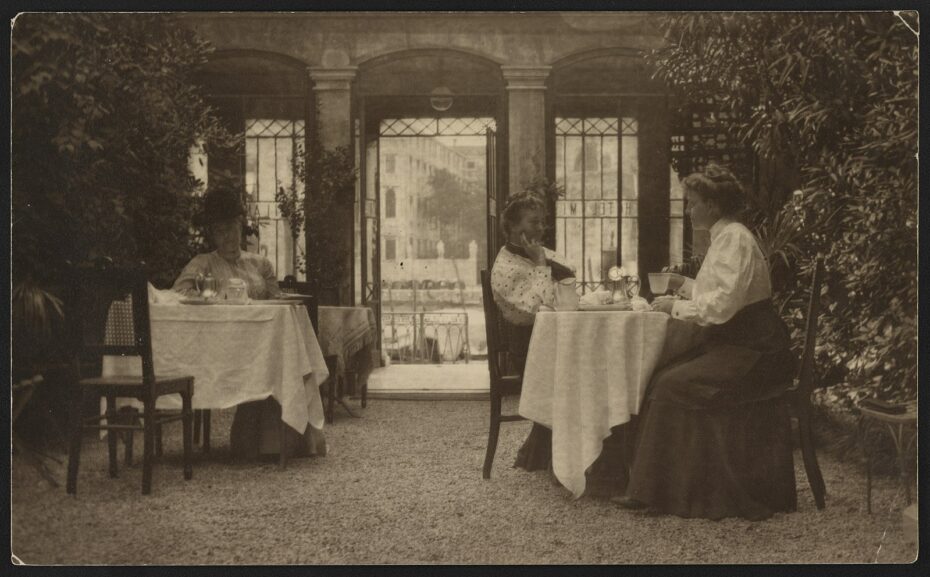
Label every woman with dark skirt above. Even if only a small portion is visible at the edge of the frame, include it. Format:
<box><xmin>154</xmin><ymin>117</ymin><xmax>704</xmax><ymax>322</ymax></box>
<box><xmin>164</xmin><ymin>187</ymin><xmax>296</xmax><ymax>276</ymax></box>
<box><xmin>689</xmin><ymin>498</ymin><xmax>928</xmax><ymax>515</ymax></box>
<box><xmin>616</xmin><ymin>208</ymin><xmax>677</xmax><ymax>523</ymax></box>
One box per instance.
<box><xmin>490</xmin><ymin>195</ymin><xmax>575</xmax><ymax>474</ymax></box>
<box><xmin>614</xmin><ymin>164</ymin><xmax>798</xmax><ymax>520</ymax></box>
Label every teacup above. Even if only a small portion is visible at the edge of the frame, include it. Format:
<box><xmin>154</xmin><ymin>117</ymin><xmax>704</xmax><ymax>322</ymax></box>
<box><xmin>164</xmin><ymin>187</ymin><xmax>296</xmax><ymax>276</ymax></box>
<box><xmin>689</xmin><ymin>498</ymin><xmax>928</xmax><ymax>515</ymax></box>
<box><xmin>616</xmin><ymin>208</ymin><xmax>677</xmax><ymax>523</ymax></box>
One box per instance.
<box><xmin>648</xmin><ymin>272</ymin><xmax>675</xmax><ymax>296</ymax></box>
<box><xmin>554</xmin><ymin>278</ymin><xmax>580</xmax><ymax>311</ymax></box>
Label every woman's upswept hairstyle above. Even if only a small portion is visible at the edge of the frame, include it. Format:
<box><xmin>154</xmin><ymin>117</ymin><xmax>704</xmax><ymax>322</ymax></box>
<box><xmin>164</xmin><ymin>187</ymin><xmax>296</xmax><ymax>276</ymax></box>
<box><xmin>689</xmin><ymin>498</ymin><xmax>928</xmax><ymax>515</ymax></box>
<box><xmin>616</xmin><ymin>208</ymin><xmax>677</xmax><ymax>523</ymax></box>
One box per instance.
<box><xmin>501</xmin><ymin>193</ymin><xmax>546</xmax><ymax>237</ymax></box>
<box><xmin>681</xmin><ymin>163</ymin><xmax>745</xmax><ymax>217</ymax></box>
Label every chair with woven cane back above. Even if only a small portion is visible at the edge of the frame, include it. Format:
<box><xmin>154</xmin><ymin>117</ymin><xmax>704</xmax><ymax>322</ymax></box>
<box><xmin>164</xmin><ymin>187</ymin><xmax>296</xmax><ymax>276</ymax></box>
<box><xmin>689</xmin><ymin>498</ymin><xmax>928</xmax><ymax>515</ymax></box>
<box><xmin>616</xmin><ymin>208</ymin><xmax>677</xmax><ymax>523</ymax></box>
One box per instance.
<box><xmin>66</xmin><ymin>259</ymin><xmax>194</xmax><ymax>495</ymax></box>
<box><xmin>480</xmin><ymin>269</ymin><xmax>526</xmax><ymax>479</ymax></box>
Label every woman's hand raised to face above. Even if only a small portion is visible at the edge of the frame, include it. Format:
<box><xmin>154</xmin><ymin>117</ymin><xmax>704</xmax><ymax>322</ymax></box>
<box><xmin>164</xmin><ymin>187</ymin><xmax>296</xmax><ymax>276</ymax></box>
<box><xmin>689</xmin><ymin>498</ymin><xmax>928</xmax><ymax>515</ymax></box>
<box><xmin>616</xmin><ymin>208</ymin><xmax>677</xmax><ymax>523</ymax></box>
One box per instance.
<box><xmin>521</xmin><ymin>233</ymin><xmax>548</xmax><ymax>266</ymax></box>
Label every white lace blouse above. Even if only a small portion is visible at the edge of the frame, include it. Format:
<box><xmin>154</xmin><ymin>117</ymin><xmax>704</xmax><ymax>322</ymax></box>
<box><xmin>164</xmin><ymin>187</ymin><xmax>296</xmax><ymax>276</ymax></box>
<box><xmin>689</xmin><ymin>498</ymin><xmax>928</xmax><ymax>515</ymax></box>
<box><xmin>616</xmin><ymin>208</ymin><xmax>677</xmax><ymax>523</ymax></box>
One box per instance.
<box><xmin>671</xmin><ymin>219</ymin><xmax>773</xmax><ymax>326</ymax></box>
<box><xmin>490</xmin><ymin>246</ymin><xmax>573</xmax><ymax>326</ymax></box>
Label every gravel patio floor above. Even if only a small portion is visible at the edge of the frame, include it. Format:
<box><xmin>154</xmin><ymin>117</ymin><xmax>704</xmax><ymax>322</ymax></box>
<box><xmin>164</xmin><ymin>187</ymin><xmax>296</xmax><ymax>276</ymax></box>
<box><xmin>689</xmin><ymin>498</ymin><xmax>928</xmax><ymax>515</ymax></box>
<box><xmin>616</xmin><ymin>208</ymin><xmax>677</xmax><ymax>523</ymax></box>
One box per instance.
<box><xmin>11</xmin><ymin>398</ymin><xmax>918</xmax><ymax>565</ymax></box>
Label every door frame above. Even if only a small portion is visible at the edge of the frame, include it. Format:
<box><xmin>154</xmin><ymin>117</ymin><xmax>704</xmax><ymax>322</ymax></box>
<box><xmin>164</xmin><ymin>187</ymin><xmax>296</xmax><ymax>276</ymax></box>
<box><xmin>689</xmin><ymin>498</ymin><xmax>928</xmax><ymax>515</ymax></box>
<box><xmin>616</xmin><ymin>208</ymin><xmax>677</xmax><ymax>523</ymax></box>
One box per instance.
<box><xmin>354</xmin><ymin>92</ymin><xmax>507</xmax><ymax>357</ymax></box>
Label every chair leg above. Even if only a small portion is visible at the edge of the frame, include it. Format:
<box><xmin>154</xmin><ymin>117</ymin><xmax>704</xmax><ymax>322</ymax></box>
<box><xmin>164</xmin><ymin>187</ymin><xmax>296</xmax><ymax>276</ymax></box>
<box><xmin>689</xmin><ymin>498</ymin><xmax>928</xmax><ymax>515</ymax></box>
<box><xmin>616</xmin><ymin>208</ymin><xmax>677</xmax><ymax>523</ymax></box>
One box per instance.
<box><xmin>202</xmin><ymin>409</ymin><xmax>211</xmax><ymax>454</ymax></box>
<box><xmin>66</xmin><ymin>390</ymin><xmax>85</xmax><ymax>495</ymax></box>
<box><xmin>193</xmin><ymin>410</ymin><xmax>202</xmax><ymax>444</ymax></box>
<box><xmin>142</xmin><ymin>400</ymin><xmax>155</xmax><ymax>495</ymax></box>
<box><xmin>106</xmin><ymin>395</ymin><xmax>119</xmax><ymax>478</ymax></box>
<box><xmin>182</xmin><ymin>391</ymin><xmax>193</xmax><ymax>481</ymax></box>
<box><xmin>482</xmin><ymin>393</ymin><xmax>502</xmax><ymax>479</ymax></box>
<box><xmin>361</xmin><ymin>378</ymin><xmax>368</xmax><ymax>409</ymax></box>
<box><xmin>798</xmin><ymin>414</ymin><xmax>826</xmax><ymax>509</ymax></box>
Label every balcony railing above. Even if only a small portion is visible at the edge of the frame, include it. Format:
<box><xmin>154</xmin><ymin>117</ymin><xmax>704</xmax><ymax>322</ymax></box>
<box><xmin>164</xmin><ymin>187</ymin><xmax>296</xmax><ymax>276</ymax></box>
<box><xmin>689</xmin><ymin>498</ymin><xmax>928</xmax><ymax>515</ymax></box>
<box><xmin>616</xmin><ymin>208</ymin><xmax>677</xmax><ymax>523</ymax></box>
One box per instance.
<box><xmin>382</xmin><ymin>311</ymin><xmax>470</xmax><ymax>364</ymax></box>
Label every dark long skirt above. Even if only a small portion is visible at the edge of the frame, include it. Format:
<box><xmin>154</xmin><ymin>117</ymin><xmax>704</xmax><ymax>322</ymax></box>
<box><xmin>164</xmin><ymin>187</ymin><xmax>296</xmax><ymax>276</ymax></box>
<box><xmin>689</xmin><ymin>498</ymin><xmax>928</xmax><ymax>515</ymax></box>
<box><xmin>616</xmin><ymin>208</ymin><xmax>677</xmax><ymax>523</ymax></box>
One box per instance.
<box><xmin>230</xmin><ymin>398</ymin><xmax>326</xmax><ymax>460</ymax></box>
<box><xmin>627</xmin><ymin>299</ymin><xmax>798</xmax><ymax>520</ymax></box>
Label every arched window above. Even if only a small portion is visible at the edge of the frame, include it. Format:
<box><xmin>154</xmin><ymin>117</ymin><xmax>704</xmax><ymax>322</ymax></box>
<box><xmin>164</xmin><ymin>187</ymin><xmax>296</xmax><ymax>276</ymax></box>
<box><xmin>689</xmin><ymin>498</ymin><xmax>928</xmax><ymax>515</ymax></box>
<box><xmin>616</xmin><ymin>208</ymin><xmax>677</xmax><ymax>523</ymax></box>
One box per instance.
<box><xmin>385</xmin><ymin>187</ymin><xmax>396</xmax><ymax>218</ymax></box>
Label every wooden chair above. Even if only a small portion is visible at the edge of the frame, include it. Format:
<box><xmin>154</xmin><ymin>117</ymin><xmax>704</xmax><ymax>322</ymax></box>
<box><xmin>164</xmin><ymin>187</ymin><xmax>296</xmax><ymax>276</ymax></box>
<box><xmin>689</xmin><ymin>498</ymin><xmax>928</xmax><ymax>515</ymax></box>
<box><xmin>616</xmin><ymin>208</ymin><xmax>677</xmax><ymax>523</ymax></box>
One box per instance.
<box><xmin>480</xmin><ymin>269</ymin><xmax>526</xmax><ymax>479</ymax></box>
<box><xmin>66</xmin><ymin>260</ymin><xmax>194</xmax><ymax>495</ymax></box>
<box><xmin>782</xmin><ymin>257</ymin><xmax>827</xmax><ymax>509</ymax></box>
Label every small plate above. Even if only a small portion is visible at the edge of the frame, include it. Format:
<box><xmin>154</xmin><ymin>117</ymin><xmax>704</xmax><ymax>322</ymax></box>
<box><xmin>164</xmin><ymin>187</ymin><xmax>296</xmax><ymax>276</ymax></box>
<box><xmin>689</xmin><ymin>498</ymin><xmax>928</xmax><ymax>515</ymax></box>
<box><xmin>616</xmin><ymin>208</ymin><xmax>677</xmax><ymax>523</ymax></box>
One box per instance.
<box><xmin>180</xmin><ymin>298</ymin><xmax>217</xmax><ymax>306</ymax></box>
<box><xmin>256</xmin><ymin>299</ymin><xmax>301</xmax><ymax>305</ymax></box>
<box><xmin>578</xmin><ymin>303</ymin><xmax>633</xmax><ymax>311</ymax></box>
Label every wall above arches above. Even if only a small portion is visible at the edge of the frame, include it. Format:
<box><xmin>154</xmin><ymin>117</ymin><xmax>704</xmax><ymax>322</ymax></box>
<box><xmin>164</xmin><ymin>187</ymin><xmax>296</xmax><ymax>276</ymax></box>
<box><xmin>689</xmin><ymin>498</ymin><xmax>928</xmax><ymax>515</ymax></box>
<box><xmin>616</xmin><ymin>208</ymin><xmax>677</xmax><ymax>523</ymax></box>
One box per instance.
<box><xmin>202</xmin><ymin>50</ymin><xmax>309</xmax><ymax>96</ymax></box>
<box><xmin>549</xmin><ymin>49</ymin><xmax>666</xmax><ymax>95</ymax></box>
<box><xmin>357</xmin><ymin>49</ymin><xmax>504</xmax><ymax>95</ymax></box>
<box><xmin>179</xmin><ymin>12</ymin><xmax>665</xmax><ymax>69</ymax></box>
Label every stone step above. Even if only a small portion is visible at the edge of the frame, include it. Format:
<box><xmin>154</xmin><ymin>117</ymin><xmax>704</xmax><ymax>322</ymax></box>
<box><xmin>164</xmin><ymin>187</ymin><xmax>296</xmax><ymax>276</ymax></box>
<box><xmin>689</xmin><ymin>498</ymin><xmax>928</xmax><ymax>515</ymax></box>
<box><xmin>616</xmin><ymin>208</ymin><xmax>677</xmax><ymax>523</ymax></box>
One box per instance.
<box><xmin>365</xmin><ymin>362</ymin><xmax>490</xmax><ymax>399</ymax></box>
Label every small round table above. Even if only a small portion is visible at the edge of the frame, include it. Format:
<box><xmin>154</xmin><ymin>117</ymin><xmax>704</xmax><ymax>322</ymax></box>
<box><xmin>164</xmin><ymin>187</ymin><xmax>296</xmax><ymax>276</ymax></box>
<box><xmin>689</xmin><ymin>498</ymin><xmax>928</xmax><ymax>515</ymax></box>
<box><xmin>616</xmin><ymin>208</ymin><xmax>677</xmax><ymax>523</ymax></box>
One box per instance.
<box><xmin>858</xmin><ymin>402</ymin><xmax>917</xmax><ymax>513</ymax></box>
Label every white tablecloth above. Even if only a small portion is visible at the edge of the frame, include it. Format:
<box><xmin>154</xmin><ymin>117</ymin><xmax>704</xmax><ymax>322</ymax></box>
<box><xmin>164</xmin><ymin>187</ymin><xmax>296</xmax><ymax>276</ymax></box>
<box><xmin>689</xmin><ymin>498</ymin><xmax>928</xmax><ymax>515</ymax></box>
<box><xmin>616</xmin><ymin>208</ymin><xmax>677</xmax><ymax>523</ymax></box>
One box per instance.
<box><xmin>103</xmin><ymin>302</ymin><xmax>329</xmax><ymax>434</ymax></box>
<box><xmin>518</xmin><ymin>310</ymin><xmax>703</xmax><ymax>498</ymax></box>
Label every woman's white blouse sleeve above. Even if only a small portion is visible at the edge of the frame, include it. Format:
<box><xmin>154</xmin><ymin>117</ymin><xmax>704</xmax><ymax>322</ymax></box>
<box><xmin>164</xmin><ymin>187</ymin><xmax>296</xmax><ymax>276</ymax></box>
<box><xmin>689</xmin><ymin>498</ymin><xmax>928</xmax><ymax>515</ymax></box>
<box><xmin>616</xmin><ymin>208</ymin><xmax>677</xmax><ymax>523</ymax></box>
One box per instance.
<box><xmin>491</xmin><ymin>251</ymin><xmax>556</xmax><ymax>326</ymax></box>
<box><xmin>671</xmin><ymin>228</ymin><xmax>755</xmax><ymax>326</ymax></box>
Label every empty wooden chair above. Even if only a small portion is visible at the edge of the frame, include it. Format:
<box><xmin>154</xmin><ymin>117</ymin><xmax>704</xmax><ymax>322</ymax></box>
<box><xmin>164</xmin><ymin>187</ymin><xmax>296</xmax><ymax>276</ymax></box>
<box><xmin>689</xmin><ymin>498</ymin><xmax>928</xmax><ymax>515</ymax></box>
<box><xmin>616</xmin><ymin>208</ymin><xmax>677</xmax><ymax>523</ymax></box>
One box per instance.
<box><xmin>66</xmin><ymin>260</ymin><xmax>194</xmax><ymax>495</ymax></box>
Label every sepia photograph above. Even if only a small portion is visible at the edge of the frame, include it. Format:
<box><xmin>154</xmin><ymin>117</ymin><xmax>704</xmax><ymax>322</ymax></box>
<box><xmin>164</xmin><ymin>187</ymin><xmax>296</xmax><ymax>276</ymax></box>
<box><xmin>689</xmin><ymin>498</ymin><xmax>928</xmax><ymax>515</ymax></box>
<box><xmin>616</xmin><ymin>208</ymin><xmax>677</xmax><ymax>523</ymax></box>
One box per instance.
<box><xmin>9</xmin><ymin>7</ymin><xmax>921</xmax><ymax>566</ymax></box>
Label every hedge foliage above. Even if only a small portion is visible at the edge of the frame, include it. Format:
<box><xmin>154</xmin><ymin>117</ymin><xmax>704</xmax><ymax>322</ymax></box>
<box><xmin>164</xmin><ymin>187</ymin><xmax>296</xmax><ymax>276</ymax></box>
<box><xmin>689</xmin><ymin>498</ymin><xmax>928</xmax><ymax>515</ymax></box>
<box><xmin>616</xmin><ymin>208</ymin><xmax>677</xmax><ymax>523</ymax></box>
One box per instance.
<box><xmin>650</xmin><ymin>13</ymin><xmax>918</xmax><ymax>404</ymax></box>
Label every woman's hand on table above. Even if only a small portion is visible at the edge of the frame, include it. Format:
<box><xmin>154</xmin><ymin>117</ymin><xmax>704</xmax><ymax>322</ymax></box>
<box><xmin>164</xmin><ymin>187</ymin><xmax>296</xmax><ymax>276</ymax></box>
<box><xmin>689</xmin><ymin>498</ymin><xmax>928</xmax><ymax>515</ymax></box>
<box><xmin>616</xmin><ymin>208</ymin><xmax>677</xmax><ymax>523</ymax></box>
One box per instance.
<box><xmin>651</xmin><ymin>295</ymin><xmax>677</xmax><ymax>314</ymax></box>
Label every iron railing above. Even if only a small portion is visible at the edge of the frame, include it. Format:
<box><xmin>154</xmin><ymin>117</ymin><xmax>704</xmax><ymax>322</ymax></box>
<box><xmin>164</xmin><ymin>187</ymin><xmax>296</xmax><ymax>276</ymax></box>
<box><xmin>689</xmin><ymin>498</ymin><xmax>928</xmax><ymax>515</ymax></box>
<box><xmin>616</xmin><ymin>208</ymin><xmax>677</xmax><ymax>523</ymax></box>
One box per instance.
<box><xmin>382</xmin><ymin>311</ymin><xmax>470</xmax><ymax>364</ymax></box>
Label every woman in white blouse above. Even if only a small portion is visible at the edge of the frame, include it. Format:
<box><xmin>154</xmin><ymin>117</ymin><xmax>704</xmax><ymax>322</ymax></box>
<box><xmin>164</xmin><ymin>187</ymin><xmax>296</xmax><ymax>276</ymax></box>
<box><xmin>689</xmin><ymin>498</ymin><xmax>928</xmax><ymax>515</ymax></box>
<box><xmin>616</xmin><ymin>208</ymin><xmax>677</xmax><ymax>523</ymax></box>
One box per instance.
<box><xmin>617</xmin><ymin>164</ymin><xmax>798</xmax><ymax>520</ymax></box>
<box><xmin>490</xmin><ymin>195</ymin><xmax>575</xmax><ymax>368</ymax></box>
<box><xmin>490</xmin><ymin>194</ymin><xmax>575</xmax><ymax>473</ymax></box>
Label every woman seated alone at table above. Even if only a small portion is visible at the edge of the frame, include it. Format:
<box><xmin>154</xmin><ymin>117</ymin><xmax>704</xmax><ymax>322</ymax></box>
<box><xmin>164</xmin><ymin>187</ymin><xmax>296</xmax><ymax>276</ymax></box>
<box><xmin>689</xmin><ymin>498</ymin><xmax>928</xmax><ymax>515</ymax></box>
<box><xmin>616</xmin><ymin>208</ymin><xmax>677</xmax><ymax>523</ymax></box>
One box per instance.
<box><xmin>615</xmin><ymin>163</ymin><xmax>797</xmax><ymax>520</ymax></box>
<box><xmin>172</xmin><ymin>186</ymin><xmax>282</xmax><ymax>300</ymax></box>
<box><xmin>491</xmin><ymin>194</ymin><xmax>574</xmax><ymax>472</ymax></box>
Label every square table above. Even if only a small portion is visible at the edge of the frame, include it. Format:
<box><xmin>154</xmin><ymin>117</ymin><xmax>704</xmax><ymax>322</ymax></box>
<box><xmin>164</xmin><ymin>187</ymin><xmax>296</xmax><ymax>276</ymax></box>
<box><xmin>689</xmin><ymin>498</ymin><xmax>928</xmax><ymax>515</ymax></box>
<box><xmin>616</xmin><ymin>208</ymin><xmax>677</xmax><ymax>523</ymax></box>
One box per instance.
<box><xmin>518</xmin><ymin>310</ymin><xmax>704</xmax><ymax>498</ymax></box>
<box><xmin>103</xmin><ymin>301</ymin><xmax>329</xmax><ymax>451</ymax></box>
<box><xmin>318</xmin><ymin>305</ymin><xmax>378</xmax><ymax>403</ymax></box>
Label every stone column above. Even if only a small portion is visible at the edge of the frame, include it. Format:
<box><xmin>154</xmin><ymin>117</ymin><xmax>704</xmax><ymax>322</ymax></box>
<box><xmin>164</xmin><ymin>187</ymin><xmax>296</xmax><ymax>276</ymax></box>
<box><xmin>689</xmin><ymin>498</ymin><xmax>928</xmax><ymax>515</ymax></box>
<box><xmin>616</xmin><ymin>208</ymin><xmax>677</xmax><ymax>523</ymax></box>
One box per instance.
<box><xmin>502</xmin><ymin>65</ymin><xmax>551</xmax><ymax>196</ymax></box>
<box><xmin>308</xmin><ymin>66</ymin><xmax>358</xmax><ymax>148</ymax></box>
<box><xmin>309</xmin><ymin>65</ymin><xmax>357</xmax><ymax>302</ymax></box>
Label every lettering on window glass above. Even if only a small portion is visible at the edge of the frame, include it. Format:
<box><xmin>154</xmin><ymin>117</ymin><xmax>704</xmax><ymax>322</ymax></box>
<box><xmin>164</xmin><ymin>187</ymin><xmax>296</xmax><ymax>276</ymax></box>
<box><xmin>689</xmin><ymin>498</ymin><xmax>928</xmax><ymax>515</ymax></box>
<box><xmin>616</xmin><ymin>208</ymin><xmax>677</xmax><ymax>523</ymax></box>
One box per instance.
<box><xmin>554</xmin><ymin>117</ymin><xmax>638</xmax><ymax>292</ymax></box>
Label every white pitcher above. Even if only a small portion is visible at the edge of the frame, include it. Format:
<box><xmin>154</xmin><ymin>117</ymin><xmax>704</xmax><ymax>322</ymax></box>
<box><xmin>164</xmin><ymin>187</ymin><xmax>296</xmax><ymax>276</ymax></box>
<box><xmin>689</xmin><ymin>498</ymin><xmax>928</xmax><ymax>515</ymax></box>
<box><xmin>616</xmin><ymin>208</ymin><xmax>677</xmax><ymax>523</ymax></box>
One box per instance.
<box><xmin>554</xmin><ymin>277</ymin><xmax>580</xmax><ymax>311</ymax></box>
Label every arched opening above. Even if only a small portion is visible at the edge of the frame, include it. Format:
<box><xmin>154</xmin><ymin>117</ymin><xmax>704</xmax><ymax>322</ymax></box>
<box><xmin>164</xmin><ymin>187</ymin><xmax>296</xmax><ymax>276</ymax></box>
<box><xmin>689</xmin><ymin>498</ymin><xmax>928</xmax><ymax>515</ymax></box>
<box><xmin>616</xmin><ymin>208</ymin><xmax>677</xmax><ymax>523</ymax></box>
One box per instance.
<box><xmin>355</xmin><ymin>49</ymin><xmax>506</xmax><ymax>366</ymax></box>
<box><xmin>547</xmin><ymin>49</ymin><xmax>672</xmax><ymax>287</ymax></box>
<box><xmin>200</xmin><ymin>51</ymin><xmax>312</xmax><ymax>280</ymax></box>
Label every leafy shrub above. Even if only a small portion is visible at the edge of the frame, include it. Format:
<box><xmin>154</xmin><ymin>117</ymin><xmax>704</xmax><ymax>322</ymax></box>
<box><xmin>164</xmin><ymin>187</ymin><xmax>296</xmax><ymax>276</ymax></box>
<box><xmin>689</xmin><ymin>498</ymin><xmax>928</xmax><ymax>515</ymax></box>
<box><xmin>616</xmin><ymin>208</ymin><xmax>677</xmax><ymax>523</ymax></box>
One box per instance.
<box><xmin>12</xmin><ymin>13</ymin><xmax>235</xmax><ymax>289</ymax></box>
<box><xmin>650</xmin><ymin>13</ymin><xmax>918</xmax><ymax>402</ymax></box>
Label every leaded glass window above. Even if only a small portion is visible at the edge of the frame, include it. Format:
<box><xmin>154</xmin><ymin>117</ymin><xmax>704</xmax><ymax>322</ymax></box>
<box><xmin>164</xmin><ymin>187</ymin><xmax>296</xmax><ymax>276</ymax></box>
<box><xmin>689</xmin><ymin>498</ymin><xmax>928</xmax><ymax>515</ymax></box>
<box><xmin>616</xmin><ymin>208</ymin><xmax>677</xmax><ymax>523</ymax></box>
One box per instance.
<box><xmin>244</xmin><ymin>118</ymin><xmax>305</xmax><ymax>279</ymax></box>
<box><xmin>554</xmin><ymin>117</ymin><xmax>638</xmax><ymax>293</ymax></box>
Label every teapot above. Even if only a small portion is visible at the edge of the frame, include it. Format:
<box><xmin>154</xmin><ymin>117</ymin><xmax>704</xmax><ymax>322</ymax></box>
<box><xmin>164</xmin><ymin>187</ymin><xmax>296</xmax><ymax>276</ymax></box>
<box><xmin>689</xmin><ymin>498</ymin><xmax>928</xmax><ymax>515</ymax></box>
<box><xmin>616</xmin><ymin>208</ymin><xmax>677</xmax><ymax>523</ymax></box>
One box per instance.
<box><xmin>195</xmin><ymin>272</ymin><xmax>218</xmax><ymax>299</ymax></box>
<box><xmin>607</xmin><ymin>266</ymin><xmax>641</xmax><ymax>306</ymax></box>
